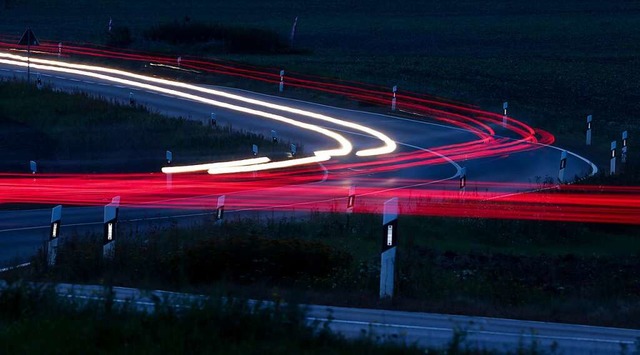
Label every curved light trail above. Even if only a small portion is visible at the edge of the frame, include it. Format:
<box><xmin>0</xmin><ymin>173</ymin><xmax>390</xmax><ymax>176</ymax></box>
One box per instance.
<box><xmin>0</xmin><ymin>52</ymin><xmax>397</xmax><ymax>162</ymax></box>
<box><xmin>0</xmin><ymin>52</ymin><xmax>367</xmax><ymax>173</ymax></box>
<box><xmin>2</xmin><ymin>39</ymin><xmax>634</xmax><ymax>227</ymax></box>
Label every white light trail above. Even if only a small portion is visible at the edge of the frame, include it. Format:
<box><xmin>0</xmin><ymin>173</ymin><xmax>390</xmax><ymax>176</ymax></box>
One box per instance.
<box><xmin>207</xmin><ymin>153</ymin><xmax>331</xmax><ymax>175</ymax></box>
<box><xmin>0</xmin><ymin>52</ymin><xmax>397</xmax><ymax>174</ymax></box>
<box><xmin>161</xmin><ymin>157</ymin><xmax>271</xmax><ymax>174</ymax></box>
<box><xmin>7</xmin><ymin>52</ymin><xmax>396</xmax><ymax>156</ymax></box>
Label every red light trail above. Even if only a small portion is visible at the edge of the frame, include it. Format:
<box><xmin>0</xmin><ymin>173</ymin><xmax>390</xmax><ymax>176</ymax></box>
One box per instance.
<box><xmin>1</xmin><ymin>172</ymin><xmax>638</xmax><ymax>225</ymax></box>
<box><xmin>0</xmin><ymin>37</ymin><xmax>636</xmax><ymax>226</ymax></box>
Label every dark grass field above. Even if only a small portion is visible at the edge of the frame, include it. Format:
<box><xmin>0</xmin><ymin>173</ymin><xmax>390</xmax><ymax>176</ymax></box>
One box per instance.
<box><xmin>0</xmin><ymin>80</ymin><xmax>290</xmax><ymax>173</ymax></box>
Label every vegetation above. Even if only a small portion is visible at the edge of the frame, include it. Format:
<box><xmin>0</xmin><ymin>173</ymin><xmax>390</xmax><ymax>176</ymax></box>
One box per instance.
<box><xmin>0</xmin><ymin>80</ymin><xmax>291</xmax><ymax>173</ymax></box>
<box><xmin>144</xmin><ymin>21</ymin><xmax>294</xmax><ymax>54</ymax></box>
<box><xmin>3</xmin><ymin>211</ymin><xmax>635</xmax><ymax>330</ymax></box>
<box><xmin>0</xmin><ymin>282</ymin><xmax>430</xmax><ymax>354</ymax></box>
<box><xmin>106</xmin><ymin>26</ymin><xmax>133</xmax><ymax>48</ymax></box>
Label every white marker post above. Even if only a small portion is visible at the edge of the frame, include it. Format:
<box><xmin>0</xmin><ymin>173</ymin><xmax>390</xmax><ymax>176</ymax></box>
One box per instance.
<box><xmin>36</xmin><ymin>73</ymin><xmax>42</xmax><ymax>89</ymax></box>
<box><xmin>271</xmin><ymin>130</ymin><xmax>278</xmax><ymax>143</ymax></box>
<box><xmin>165</xmin><ymin>150</ymin><xmax>173</xmax><ymax>189</ymax></box>
<box><xmin>177</xmin><ymin>56</ymin><xmax>181</xmax><ymax>68</ymax></box>
<box><xmin>58</xmin><ymin>42</ymin><xmax>62</xmax><ymax>58</ymax></box>
<box><xmin>252</xmin><ymin>144</ymin><xmax>258</xmax><ymax>156</ymax></box>
<box><xmin>290</xmin><ymin>143</ymin><xmax>297</xmax><ymax>157</ymax></box>
<box><xmin>47</xmin><ymin>205</ymin><xmax>62</xmax><ymax>266</ymax></box>
<box><xmin>502</xmin><ymin>101</ymin><xmax>508</xmax><ymax>127</ymax></box>
<box><xmin>346</xmin><ymin>186</ymin><xmax>356</xmax><ymax>214</ymax></box>
<box><xmin>586</xmin><ymin>115</ymin><xmax>592</xmax><ymax>146</ymax></box>
<box><xmin>129</xmin><ymin>92</ymin><xmax>135</xmax><ymax>106</ymax></box>
<box><xmin>210</xmin><ymin>113</ymin><xmax>217</xmax><ymax>127</ymax></box>
<box><xmin>380</xmin><ymin>197</ymin><xmax>398</xmax><ymax>300</ymax></box>
<box><xmin>29</xmin><ymin>160</ymin><xmax>37</xmax><ymax>174</ymax></box>
<box><xmin>558</xmin><ymin>150</ymin><xmax>567</xmax><ymax>183</ymax></box>
<box><xmin>279</xmin><ymin>70</ymin><xmax>285</xmax><ymax>93</ymax></box>
<box><xmin>459</xmin><ymin>167</ymin><xmax>467</xmax><ymax>195</ymax></box>
<box><xmin>622</xmin><ymin>131</ymin><xmax>628</xmax><ymax>164</ymax></box>
<box><xmin>610</xmin><ymin>141</ymin><xmax>617</xmax><ymax>175</ymax></box>
<box><xmin>215</xmin><ymin>195</ymin><xmax>225</xmax><ymax>224</ymax></box>
<box><xmin>166</xmin><ymin>171</ymin><xmax>172</xmax><ymax>190</ymax></box>
<box><xmin>103</xmin><ymin>196</ymin><xmax>120</xmax><ymax>259</ymax></box>
<box><xmin>391</xmin><ymin>85</ymin><xmax>397</xmax><ymax>111</ymax></box>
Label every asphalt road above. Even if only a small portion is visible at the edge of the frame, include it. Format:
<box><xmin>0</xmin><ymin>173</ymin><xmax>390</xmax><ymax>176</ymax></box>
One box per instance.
<box><xmin>0</xmin><ymin>60</ymin><xmax>594</xmax><ymax>267</ymax></box>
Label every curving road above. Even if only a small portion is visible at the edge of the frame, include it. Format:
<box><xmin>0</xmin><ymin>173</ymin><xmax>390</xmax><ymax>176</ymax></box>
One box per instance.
<box><xmin>0</xmin><ymin>54</ymin><xmax>596</xmax><ymax>264</ymax></box>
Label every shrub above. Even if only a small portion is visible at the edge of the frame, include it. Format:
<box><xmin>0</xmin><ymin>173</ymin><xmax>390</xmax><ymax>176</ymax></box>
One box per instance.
<box><xmin>180</xmin><ymin>236</ymin><xmax>353</xmax><ymax>286</ymax></box>
<box><xmin>144</xmin><ymin>22</ymin><xmax>289</xmax><ymax>54</ymax></box>
<box><xmin>106</xmin><ymin>26</ymin><xmax>133</xmax><ymax>48</ymax></box>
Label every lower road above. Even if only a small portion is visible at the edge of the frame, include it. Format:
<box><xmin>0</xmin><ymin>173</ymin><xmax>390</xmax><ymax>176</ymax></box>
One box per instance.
<box><xmin>33</xmin><ymin>282</ymin><xmax>640</xmax><ymax>354</ymax></box>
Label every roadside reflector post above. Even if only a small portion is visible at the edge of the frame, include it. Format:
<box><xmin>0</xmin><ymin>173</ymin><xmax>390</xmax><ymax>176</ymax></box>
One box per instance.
<box><xmin>610</xmin><ymin>141</ymin><xmax>617</xmax><ymax>175</ymax></box>
<box><xmin>502</xmin><ymin>101</ymin><xmax>508</xmax><ymax>127</ymax></box>
<box><xmin>279</xmin><ymin>70</ymin><xmax>285</xmax><ymax>93</ymax></box>
<box><xmin>166</xmin><ymin>172</ymin><xmax>172</xmax><ymax>190</ymax></box>
<box><xmin>103</xmin><ymin>196</ymin><xmax>120</xmax><ymax>259</ymax></box>
<box><xmin>586</xmin><ymin>115</ymin><xmax>593</xmax><ymax>146</ymax></box>
<box><xmin>129</xmin><ymin>92</ymin><xmax>135</xmax><ymax>106</ymax></box>
<box><xmin>346</xmin><ymin>185</ymin><xmax>356</xmax><ymax>214</ymax></box>
<box><xmin>271</xmin><ymin>130</ymin><xmax>278</xmax><ymax>143</ymax></box>
<box><xmin>47</xmin><ymin>205</ymin><xmax>62</xmax><ymax>266</ymax></box>
<box><xmin>29</xmin><ymin>160</ymin><xmax>37</xmax><ymax>174</ymax></box>
<box><xmin>391</xmin><ymin>85</ymin><xmax>397</xmax><ymax>111</ymax></box>
<box><xmin>459</xmin><ymin>167</ymin><xmax>467</xmax><ymax>195</ymax></box>
<box><xmin>210</xmin><ymin>113</ymin><xmax>217</xmax><ymax>127</ymax></box>
<box><xmin>164</xmin><ymin>150</ymin><xmax>173</xmax><ymax>189</ymax></box>
<box><xmin>558</xmin><ymin>150</ymin><xmax>567</xmax><ymax>183</ymax></box>
<box><xmin>622</xmin><ymin>130</ymin><xmax>628</xmax><ymax>164</ymax></box>
<box><xmin>58</xmin><ymin>42</ymin><xmax>62</xmax><ymax>57</ymax></box>
<box><xmin>380</xmin><ymin>197</ymin><xmax>398</xmax><ymax>300</ymax></box>
<box><xmin>215</xmin><ymin>195</ymin><xmax>225</xmax><ymax>224</ymax></box>
<box><xmin>252</xmin><ymin>144</ymin><xmax>258</xmax><ymax>156</ymax></box>
<box><xmin>177</xmin><ymin>56</ymin><xmax>181</xmax><ymax>68</ymax></box>
<box><xmin>36</xmin><ymin>73</ymin><xmax>42</xmax><ymax>89</ymax></box>
<box><xmin>290</xmin><ymin>143</ymin><xmax>297</xmax><ymax>157</ymax></box>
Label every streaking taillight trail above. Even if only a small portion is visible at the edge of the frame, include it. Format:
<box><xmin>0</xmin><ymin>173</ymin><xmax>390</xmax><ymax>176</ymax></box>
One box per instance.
<box><xmin>1</xmin><ymin>38</ymin><xmax>633</xmax><ymax>226</ymax></box>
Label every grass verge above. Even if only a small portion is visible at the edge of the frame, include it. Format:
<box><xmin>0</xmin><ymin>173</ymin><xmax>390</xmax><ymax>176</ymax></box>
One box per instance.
<box><xmin>0</xmin><ymin>79</ymin><xmax>292</xmax><ymax>173</ymax></box>
<box><xmin>5</xmin><ymin>211</ymin><xmax>638</xmax><ymax>329</ymax></box>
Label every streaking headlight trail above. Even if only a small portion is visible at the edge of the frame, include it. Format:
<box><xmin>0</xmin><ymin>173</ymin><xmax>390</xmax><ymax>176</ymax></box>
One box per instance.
<box><xmin>0</xmin><ymin>52</ymin><xmax>397</xmax><ymax>174</ymax></box>
<box><xmin>161</xmin><ymin>157</ymin><xmax>271</xmax><ymax>174</ymax></box>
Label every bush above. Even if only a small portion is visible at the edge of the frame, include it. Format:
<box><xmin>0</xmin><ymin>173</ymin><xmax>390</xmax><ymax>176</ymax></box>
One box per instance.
<box><xmin>180</xmin><ymin>236</ymin><xmax>353</xmax><ymax>286</ymax></box>
<box><xmin>106</xmin><ymin>26</ymin><xmax>133</xmax><ymax>48</ymax></box>
<box><xmin>144</xmin><ymin>22</ymin><xmax>290</xmax><ymax>54</ymax></box>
